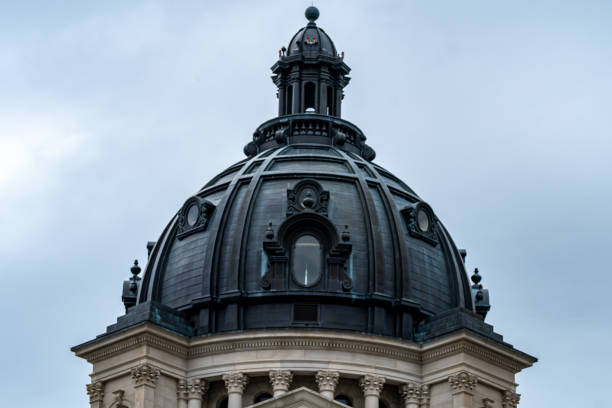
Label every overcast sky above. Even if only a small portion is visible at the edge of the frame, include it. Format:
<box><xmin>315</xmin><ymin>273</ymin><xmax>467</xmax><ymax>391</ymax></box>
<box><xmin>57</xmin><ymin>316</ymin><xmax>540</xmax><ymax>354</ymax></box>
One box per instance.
<box><xmin>1</xmin><ymin>1</ymin><xmax>611</xmax><ymax>406</ymax></box>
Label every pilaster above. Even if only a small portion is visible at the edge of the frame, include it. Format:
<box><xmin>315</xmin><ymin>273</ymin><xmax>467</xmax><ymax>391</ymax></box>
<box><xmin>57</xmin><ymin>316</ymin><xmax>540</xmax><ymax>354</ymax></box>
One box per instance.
<box><xmin>131</xmin><ymin>363</ymin><xmax>160</xmax><ymax>408</ymax></box>
<box><xmin>448</xmin><ymin>371</ymin><xmax>478</xmax><ymax>408</ymax></box>
<box><xmin>502</xmin><ymin>389</ymin><xmax>521</xmax><ymax>408</ymax></box>
<box><xmin>86</xmin><ymin>381</ymin><xmax>104</xmax><ymax>408</ymax></box>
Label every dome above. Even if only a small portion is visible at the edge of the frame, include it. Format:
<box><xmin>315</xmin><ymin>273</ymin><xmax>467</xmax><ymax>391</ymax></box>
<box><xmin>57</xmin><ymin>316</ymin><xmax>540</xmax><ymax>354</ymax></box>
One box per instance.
<box><xmin>135</xmin><ymin>113</ymin><xmax>474</xmax><ymax>339</ymax></box>
<box><xmin>282</xmin><ymin>6</ymin><xmax>338</xmax><ymax>59</ymax></box>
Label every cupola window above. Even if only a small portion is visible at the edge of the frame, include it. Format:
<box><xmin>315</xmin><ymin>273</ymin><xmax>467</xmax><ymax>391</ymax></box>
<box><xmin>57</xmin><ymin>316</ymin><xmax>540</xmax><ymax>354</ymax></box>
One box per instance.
<box><xmin>304</xmin><ymin>82</ymin><xmax>316</xmax><ymax>111</ymax></box>
<box><xmin>291</xmin><ymin>234</ymin><xmax>323</xmax><ymax>287</ymax></box>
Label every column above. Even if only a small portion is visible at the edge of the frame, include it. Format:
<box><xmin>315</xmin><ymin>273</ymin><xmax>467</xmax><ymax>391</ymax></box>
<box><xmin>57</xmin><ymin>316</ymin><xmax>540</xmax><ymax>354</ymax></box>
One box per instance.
<box><xmin>360</xmin><ymin>375</ymin><xmax>385</xmax><ymax>408</ymax></box>
<box><xmin>315</xmin><ymin>371</ymin><xmax>340</xmax><ymax>400</ymax></box>
<box><xmin>187</xmin><ymin>379</ymin><xmax>208</xmax><ymax>408</ymax></box>
<box><xmin>420</xmin><ymin>385</ymin><xmax>430</xmax><ymax>408</ymax></box>
<box><xmin>399</xmin><ymin>382</ymin><xmax>420</xmax><ymax>408</ymax></box>
<box><xmin>223</xmin><ymin>372</ymin><xmax>248</xmax><ymax>408</ymax></box>
<box><xmin>131</xmin><ymin>363</ymin><xmax>160</xmax><ymax>408</ymax></box>
<box><xmin>502</xmin><ymin>389</ymin><xmax>521</xmax><ymax>408</ymax></box>
<box><xmin>448</xmin><ymin>371</ymin><xmax>478</xmax><ymax>408</ymax></box>
<box><xmin>86</xmin><ymin>381</ymin><xmax>104</xmax><ymax>408</ymax></box>
<box><xmin>269</xmin><ymin>370</ymin><xmax>293</xmax><ymax>397</ymax></box>
<box><xmin>177</xmin><ymin>380</ymin><xmax>189</xmax><ymax>408</ymax></box>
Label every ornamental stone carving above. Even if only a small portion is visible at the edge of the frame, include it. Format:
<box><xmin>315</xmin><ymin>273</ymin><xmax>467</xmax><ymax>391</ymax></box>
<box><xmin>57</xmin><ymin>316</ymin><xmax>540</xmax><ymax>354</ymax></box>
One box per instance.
<box><xmin>400</xmin><ymin>382</ymin><xmax>429</xmax><ymax>407</ymax></box>
<box><xmin>86</xmin><ymin>381</ymin><xmax>104</xmax><ymax>404</ymax></box>
<box><xmin>269</xmin><ymin>370</ymin><xmax>293</xmax><ymax>395</ymax></box>
<box><xmin>315</xmin><ymin>371</ymin><xmax>340</xmax><ymax>393</ymax></box>
<box><xmin>186</xmin><ymin>379</ymin><xmax>208</xmax><ymax>400</ymax></box>
<box><xmin>112</xmin><ymin>390</ymin><xmax>127</xmax><ymax>408</ymax></box>
<box><xmin>130</xmin><ymin>363</ymin><xmax>160</xmax><ymax>388</ymax></box>
<box><xmin>502</xmin><ymin>390</ymin><xmax>521</xmax><ymax>408</ymax></box>
<box><xmin>420</xmin><ymin>384</ymin><xmax>430</xmax><ymax>408</ymax></box>
<box><xmin>177</xmin><ymin>379</ymin><xmax>189</xmax><ymax>401</ymax></box>
<box><xmin>448</xmin><ymin>371</ymin><xmax>478</xmax><ymax>394</ymax></box>
<box><xmin>360</xmin><ymin>375</ymin><xmax>386</xmax><ymax>397</ymax></box>
<box><xmin>223</xmin><ymin>372</ymin><xmax>249</xmax><ymax>394</ymax></box>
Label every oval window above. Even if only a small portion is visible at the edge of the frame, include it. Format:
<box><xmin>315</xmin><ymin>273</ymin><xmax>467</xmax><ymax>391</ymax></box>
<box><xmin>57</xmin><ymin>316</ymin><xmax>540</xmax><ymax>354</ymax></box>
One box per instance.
<box><xmin>416</xmin><ymin>208</ymin><xmax>430</xmax><ymax>232</ymax></box>
<box><xmin>292</xmin><ymin>234</ymin><xmax>322</xmax><ymax>287</ymax></box>
<box><xmin>186</xmin><ymin>204</ymin><xmax>199</xmax><ymax>227</ymax></box>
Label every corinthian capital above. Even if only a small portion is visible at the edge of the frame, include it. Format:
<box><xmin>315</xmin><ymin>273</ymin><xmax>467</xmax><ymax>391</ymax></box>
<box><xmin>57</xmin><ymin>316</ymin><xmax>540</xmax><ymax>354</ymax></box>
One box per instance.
<box><xmin>86</xmin><ymin>381</ymin><xmax>104</xmax><ymax>404</ymax></box>
<box><xmin>360</xmin><ymin>375</ymin><xmax>386</xmax><ymax>397</ymax></box>
<box><xmin>223</xmin><ymin>372</ymin><xmax>248</xmax><ymax>394</ymax></box>
<box><xmin>399</xmin><ymin>382</ymin><xmax>421</xmax><ymax>404</ymax></box>
<box><xmin>315</xmin><ymin>371</ymin><xmax>340</xmax><ymax>393</ymax></box>
<box><xmin>502</xmin><ymin>389</ymin><xmax>521</xmax><ymax>408</ymax></box>
<box><xmin>269</xmin><ymin>370</ymin><xmax>293</xmax><ymax>393</ymax></box>
<box><xmin>448</xmin><ymin>371</ymin><xmax>478</xmax><ymax>394</ymax></box>
<box><xmin>177</xmin><ymin>379</ymin><xmax>189</xmax><ymax>401</ymax></box>
<box><xmin>130</xmin><ymin>363</ymin><xmax>161</xmax><ymax>388</ymax></box>
<box><xmin>187</xmin><ymin>379</ymin><xmax>208</xmax><ymax>400</ymax></box>
<box><xmin>420</xmin><ymin>384</ymin><xmax>430</xmax><ymax>408</ymax></box>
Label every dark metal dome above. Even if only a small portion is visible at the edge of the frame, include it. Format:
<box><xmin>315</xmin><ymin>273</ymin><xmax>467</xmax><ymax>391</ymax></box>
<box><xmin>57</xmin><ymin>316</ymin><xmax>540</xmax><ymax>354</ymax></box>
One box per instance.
<box><xmin>136</xmin><ymin>127</ymin><xmax>474</xmax><ymax>339</ymax></box>
<box><xmin>286</xmin><ymin>7</ymin><xmax>337</xmax><ymax>58</ymax></box>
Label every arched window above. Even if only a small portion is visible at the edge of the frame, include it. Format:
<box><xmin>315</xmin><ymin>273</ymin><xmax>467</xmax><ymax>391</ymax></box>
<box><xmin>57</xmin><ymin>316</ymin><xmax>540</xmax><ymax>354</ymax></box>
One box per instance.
<box><xmin>304</xmin><ymin>82</ymin><xmax>316</xmax><ymax>111</ymax></box>
<box><xmin>254</xmin><ymin>393</ymin><xmax>273</xmax><ymax>403</ymax></box>
<box><xmin>327</xmin><ymin>85</ymin><xmax>333</xmax><ymax>115</ymax></box>
<box><xmin>291</xmin><ymin>234</ymin><xmax>323</xmax><ymax>287</ymax></box>
<box><xmin>334</xmin><ymin>395</ymin><xmax>353</xmax><ymax>406</ymax></box>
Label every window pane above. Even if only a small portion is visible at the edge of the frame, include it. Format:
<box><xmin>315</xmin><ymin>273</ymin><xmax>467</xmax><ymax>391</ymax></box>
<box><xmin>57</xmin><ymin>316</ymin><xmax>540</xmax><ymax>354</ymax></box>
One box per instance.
<box><xmin>292</xmin><ymin>234</ymin><xmax>322</xmax><ymax>286</ymax></box>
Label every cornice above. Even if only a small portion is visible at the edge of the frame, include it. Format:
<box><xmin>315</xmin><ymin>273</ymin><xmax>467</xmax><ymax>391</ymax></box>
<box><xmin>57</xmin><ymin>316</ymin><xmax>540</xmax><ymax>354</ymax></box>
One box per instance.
<box><xmin>74</xmin><ymin>324</ymin><xmax>534</xmax><ymax>373</ymax></box>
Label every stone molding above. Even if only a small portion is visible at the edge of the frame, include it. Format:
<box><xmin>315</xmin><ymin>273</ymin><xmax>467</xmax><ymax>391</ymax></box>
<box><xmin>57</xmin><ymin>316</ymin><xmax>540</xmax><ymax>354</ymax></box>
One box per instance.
<box><xmin>269</xmin><ymin>370</ymin><xmax>293</xmax><ymax>393</ymax></box>
<box><xmin>130</xmin><ymin>363</ymin><xmax>160</xmax><ymax>388</ymax></box>
<box><xmin>223</xmin><ymin>372</ymin><xmax>248</xmax><ymax>394</ymax></box>
<box><xmin>502</xmin><ymin>389</ymin><xmax>521</xmax><ymax>408</ymax></box>
<box><xmin>86</xmin><ymin>381</ymin><xmax>104</xmax><ymax>403</ymax></box>
<box><xmin>448</xmin><ymin>371</ymin><xmax>478</xmax><ymax>394</ymax></box>
<box><xmin>315</xmin><ymin>371</ymin><xmax>340</xmax><ymax>393</ymax></box>
<box><xmin>359</xmin><ymin>375</ymin><xmax>385</xmax><ymax>397</ymax></box>
<box><xmin>73</xmin><ymin>325</ymin><xmax>534</xmax><ymax>375</ymax></box>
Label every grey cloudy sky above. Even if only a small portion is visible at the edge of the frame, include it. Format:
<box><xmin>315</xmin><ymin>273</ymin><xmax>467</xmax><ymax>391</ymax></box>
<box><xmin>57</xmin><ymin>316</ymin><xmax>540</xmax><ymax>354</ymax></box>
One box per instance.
<box><xmin>1</xmin><ymin>1</ymin><xmax>611</xmax><ymax>406</ymax></box>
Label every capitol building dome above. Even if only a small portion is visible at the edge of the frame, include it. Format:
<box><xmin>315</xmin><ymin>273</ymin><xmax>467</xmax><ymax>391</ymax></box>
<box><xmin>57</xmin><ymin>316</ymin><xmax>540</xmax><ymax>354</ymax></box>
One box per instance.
<box><xmin>73</xmin><ymin>8</ymin><xmax>535</xmax><ymax>408</ymax></box>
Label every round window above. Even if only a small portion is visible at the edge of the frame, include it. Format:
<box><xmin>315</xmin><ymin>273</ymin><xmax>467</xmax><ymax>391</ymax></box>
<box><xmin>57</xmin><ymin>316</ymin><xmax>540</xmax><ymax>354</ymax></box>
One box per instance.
<box><xmin>416</xmin><ymin>208</ymin><xmax>430</xmax><ymax>232</ymax></box>
<box><xmin>292</xmin><ymin>234</ymin><xmax>322</xmax><ymax>287</ymax></box>
<box><xmin>186</xmin><ymin>204</ymin><xmax>199</xmax><ymax>227</ymax></box>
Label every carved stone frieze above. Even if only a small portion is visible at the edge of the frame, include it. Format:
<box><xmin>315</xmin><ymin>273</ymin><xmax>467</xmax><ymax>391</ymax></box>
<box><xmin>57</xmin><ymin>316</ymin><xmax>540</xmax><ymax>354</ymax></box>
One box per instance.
<box><xmin>315</xmin><ymin>371</ymin><xmax>340</xmax><ymax>393</ymax></box>
<box><xmin>130</xmin><ymin>363</ymin><xmax>160</xmax><ymax>388</ymax></box>
<box><xmin>86</xmin><ymin>381</ymin><xmax>104</xmax><ymax>404</ymax></box>
<box><xmin>223</xmin><ymin>372</ymin><xmax>248</xmax><ymax>394</ymax></box>
<box><xmin>502</xmin><ymin>389</ymin><xmax>521</xmax><ymax>408</ymax></box>
<box><xmin>359</xmin><ymin>375</ymin><xmax>385</xmax><ymax>397</ymax></box>
<box><xmin>269</xmin><ymin>370</ymin><xmax>293</xmax><ymax>393</ymax></box>
<box><xmin>448</xmin><ymin>371</ymin><xmax>478</xmax><ymax>393</ymax></box>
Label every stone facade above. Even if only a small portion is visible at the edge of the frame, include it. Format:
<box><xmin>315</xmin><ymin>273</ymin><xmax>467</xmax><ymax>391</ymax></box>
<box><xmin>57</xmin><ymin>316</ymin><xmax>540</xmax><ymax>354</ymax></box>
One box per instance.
<box><xmin>73</xmin><ymin>324</ymin><xmax>534</xmax><ymax>408</ymax></box>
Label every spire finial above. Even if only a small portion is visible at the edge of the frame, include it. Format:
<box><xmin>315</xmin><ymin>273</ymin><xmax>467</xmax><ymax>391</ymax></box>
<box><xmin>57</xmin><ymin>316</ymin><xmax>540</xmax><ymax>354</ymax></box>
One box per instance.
<box><xmin>305</xmin><ymin>6</ymin><xmax>319</xmax><ymax>23</ymax></box>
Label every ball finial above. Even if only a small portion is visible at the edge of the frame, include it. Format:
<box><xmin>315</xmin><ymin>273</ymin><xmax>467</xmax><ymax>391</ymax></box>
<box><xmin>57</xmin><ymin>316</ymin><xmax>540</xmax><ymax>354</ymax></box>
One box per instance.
<box><xmin>305</xmin><ymin>6</ymin><xmax>319</xmax><ymax>22</ymax></box>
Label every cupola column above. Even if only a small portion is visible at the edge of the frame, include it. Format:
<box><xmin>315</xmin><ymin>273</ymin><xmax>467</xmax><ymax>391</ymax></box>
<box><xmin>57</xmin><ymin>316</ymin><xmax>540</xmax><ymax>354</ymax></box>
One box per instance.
<box><xmin>223</xmin><ymin>372</ymin><xmax>248</xmax><ymax>408</ymax></box>
<box><xmin>448</xmin><ymin>371</ymin><xmax>478</xmax><ymax>408</ymax></box>
<box><xmin>360</xmin><ymin>375</ymin><xmax>386</xmax><ymax>408</ymax></box>
<box><xmin>131</xmin><ymin>363</ymin><xmax>160</xmax><ymax>408</ymax></box>
<box><xmin>315</xmin><ymin>371</ymin><xmax>340</xmax><ymax>399</ymax></box>
<box><xmin>269</xmin><ymin>370</ymin><xmax>293</xmax><ymax>397</ymax></box>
